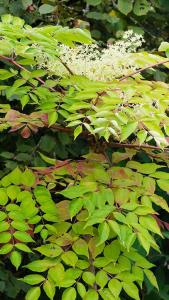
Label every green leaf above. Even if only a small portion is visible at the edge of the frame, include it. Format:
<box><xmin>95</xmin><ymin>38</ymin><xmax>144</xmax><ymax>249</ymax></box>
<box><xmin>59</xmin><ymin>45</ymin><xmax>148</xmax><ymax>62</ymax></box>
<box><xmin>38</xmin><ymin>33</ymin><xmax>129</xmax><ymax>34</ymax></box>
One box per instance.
<box><xmin>62</xmin><ymin>287</ymin><xmax>76</xmax><ymax>300</ymax></box>
<box><xmin>0</xmin><ymin>212</ymin><xmax>7</xmax><ymax>222</ymax></box>
<box><xmin>150</xmin><ymin>171</ymin><xmax>169</xmax><ymax>179</ymax></box>
<box><xmin>25</xmin><ymin>259</ymin><xmax>56</xmax><ymax>272</ymax></box>
<box><xmin>43</xmin><ymin>280</ymin><xmax>55</xmax><ymax>300</ymax></box>
<box><xmin>39</xmin><ymin>4</ymin><xmax>55</xmax><ymax>14</ymax></box>
<box><xmin>13</xmin><ymin>79</ymin><xmax>26</xmax><ymax>88</ymax></box>
<box><xmin>1</xmin><ymin>14</ymin><xmax>13</xmax><ymax>24</ymax></box>
<box><xmin>15</xmin><ymin>243</ymin><xmax>32</xmax><ymax>253</ymax></box>
<box><xmin>65</xmin><ymin>268</ymin><xmax>82</xmax><ymax>280</ymax></box>
<box><xmin>96</xmin><ymin>270</ymin><xmax>108</xmax><ymax>288</ymax></box>
<box><xmin>99</xmin><ymin>288</ymin><xmax>115</xmax><ymax>300</ymax></box>
<box><xmin>137</xmin><ymin>232</ymin><xmax>150</xmax><ymax>254</ymax></box>
<box><xmin>22</xmin><ymin>169</ymin><xmax>35</xmax><ymax>187</ymax></box>
<box><xmin>157</xmin><ymin>179</ymin><xmax>169</xmax><ymax>192</ymax></box>
<box><xmin>31</xmin><ymin>70</ymin><xmax>47</xmax><ymax>78</ymax></box>
<box><xmin>124</xmin><ymin>250</ymin><xmax>154</xmax><ymax>268</ymax></box>
<box><xmin>85</xmin><ymin>206</ymin><xmax>113</xmax><ymax>227</ymax></box>
<box><xmin>22</xmin><ymin>169</ymin><xmax>36</xmax><ymax>187</ymax></box>
<box><xmin>69</xmin><ymin>198</ymin><xmax>84</xmax><ymax>219</ymax></box>
<box><xmin>94</xmin><ymin>257</ymin><xmax>112</xmax><ymax>268</ymax></box>
<box><xmin>21</xmin><ymin>0</ymin><xmax>33</xmax><ymax>9</ymax></box>
<box><xmin>8</xmin><ymin>167</ymin><xmax>22</xmax><ymax>185</ymax></box>
<box><xmin>104</xmin><ymin>240</ymin><xmax>121</xmax><ymax>261</ymax></box>
<box><xmin>159</xmin><ymin>42</ymin><xmax>169</xmax><ymax>52</ymax></box>
<box><xmin>137</xmin><ymin>130</ymin><xmax>147</xmax><ymax>145</ymax></box>
<box><xmin>77</xmin><ymin>282</ymin><xmax>86</xmax><ymax>298</ymax></box>
<box><xmin>117</xmin><ymin>0</ymin><xmax>133</xmax><ymax>15</ymax></box>
<box><xmin>108</xmin><ymin>220</ymin><xmax>121</xmax><ymax>238</ymax></box>
<box><xmin>84</xmin><ymin>289</ymin><xmax>99</xmax><ymax>300</ymax></box>
<box><xmin>38</xmin><ymin>152</ymin><xmax>56</xmax><ymax>165</ymax></box>
<box><xmin>133</xmin><ymin>0</ymin><xmax>151</xmax><ymax>16</ymax></box>
<box><xmin>21</xmin><ymin>70</ymin><xmax>31</xmax><ymax>80</ymax></box>
<box><xmin>126</xmin><ymin>161</ymin><xmax>162</xmax><ymax>174</ymax></box>
<box><xmin>48</xmin><ymin>111</ymin><xmax>58</xmax><ymax>127</ymax></box>
<box><xmin>13</xmin><ymin>231</ymin><xmax>34</xmax><ymax>243</ymax></box>
<box><xmin>0</xmin><ymin>243</ymin><xmax>13</xmax><ymax>255</ymax></box>
<box><xmin>0</xmin><ymin>232</ymin><xmax>11</xmax><ymax>243</ymax></box>
<box><xmin>108</xmin><ymin>279</ymin><xmax>122</xmax><ymax>298</ymax></box>
<box><xmin>0</xmin><ymin>221</ymin><xmax>9</xmax><ymax>232</ymax></box>
<box><xmin>25</xmin><ymin>287</ymin><xmax>41</xmax><ymax>300</ymax></box>
<box><xmin>74</xmin><ymin>125</ymin><xmax>82</xmax><ymax>139</ymax></box>
<box><xmin>0</xmin><ymin>188</ymin><xmax>8</xmax><ymax>205</ymax></box>
<box><xmin>20</xmin><ymin>95</ymin><xmax>30</xmax><ymax>109</ymax></box>
<box><xmin>120</xmin><ymin>122</ymin><xmax>137</xmax><ymax>141</ymax></box>
<box><xmin>72</xmin><ymin>239</ymin><xmax>89</xmax><ymax>258</ymax></box>
<box><xmin>82</xmin><ymin>271</ymin><xmax>95</xmax><ymax>286</ymax></box>
<box><xmin>144</xmin><ymin>269</ymin><xmax>159</xmax><ymax>290</ymax></box>
<box><xmin>60</xmin><ymin>185</ymin><xmax>91</xmax><ymax>199</ymax></box>
<box><xmin>86</xmin><ymin>0</ymin><xmax>102</xmax><ymax>5</ymax></box>
<box><xmin>139</xmin><ymin>215</ymin><xmax>162</xmax><ymax>237</ymax></box>
<box><xmin>7</xmin><ymin>186</ymin><xmax>20</xmax><ymax>200</ymax></box>
<box><xmin>123</xmin><ymin>282</ymin><xmax>140</xmax><ymax>300</ymax></box>
<box><xmin>10</xmin><ymin>251</ymin><xmax>22</xmax><ymax>270</ymax></box>
<box><xmin>21</xmin><ymin>274</ymin><xmax>45</xmax><ymax>285</ymax></box>
<box><xmin>62</xmin><ymin>251</ymin><xmax>78</xmax><ymax>267</ymax></box>
<box><xmin>48</xmin><ymin>263</ymin><xmax>65</xmax><ymax>283</ymax></box>
<box><xmin>151</xmin><ymin>195</ymin><xmax>169</xmax><ymax>212</ymax></box>
<box><xmin>11</xmin><ymin>220</ymin><xmax>30</xmax><ymax>231</ymax></box>
<box><xmin>35</xmin><ymin>244</ymin><xmax>63</xmax><ymax>258</ymax></box>
<box><xmin>97</xmin><ymin>222</ymin><xmax>110</xmax><ymax>245</ymax></box>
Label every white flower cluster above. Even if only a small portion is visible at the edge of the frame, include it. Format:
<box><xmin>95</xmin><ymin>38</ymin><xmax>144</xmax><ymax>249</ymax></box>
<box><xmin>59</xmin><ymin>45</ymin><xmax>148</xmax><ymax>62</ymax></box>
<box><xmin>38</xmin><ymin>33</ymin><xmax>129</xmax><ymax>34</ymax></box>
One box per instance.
<box><xmin>36</xmin><ymin>30</ymin><xmax>144</xmax><ymax>81</ymax></box>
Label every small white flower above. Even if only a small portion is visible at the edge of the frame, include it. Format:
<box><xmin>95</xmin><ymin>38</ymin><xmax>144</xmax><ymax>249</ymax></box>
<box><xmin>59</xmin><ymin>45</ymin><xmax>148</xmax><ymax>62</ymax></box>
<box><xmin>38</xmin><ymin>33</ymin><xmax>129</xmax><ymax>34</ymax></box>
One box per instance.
<box><xmin>35</xmin><ymin>30</ymin><xmax>144</xmax><ymax>82</ymax></box>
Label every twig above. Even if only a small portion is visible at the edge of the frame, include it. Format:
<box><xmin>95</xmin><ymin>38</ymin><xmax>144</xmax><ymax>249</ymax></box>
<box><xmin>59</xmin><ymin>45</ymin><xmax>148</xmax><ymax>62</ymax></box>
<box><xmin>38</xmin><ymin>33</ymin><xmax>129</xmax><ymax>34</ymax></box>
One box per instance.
<box><xmin>48</xmin><ymin>123</ymin><xmax>169</xmax><ymax>152</ymax></box>
<box><xmin>120</xmin><ymin>58</ymin><xmax>169</xmax><ymax>81</ymax></box>
<box><xmin>109</xmin><ymin>141</ymin><xmax>169</xmax><ymax>152</ymax></box>
<box><xmin>51</xmin><ymin>124</ymin><xmax>169</xmax><ymax>152</ymax></box>
<box><xmin>57</xmin><ymin>56</ymin><xmax>74</xmax><ymax>75</ymax></box>
<box><xmin>0</xmin><ymin>54</ymin><xmax>58</xmax><ymax>93</ymax></box>
<box><xmin>51</xmin><ymin>124</ymin><xmax>74</xmax><ymax>133</ymax></box>
<box><xmin>88</xmin><ymin>249</ymin><xmax>97</xmax><ymax>291</ymax></box>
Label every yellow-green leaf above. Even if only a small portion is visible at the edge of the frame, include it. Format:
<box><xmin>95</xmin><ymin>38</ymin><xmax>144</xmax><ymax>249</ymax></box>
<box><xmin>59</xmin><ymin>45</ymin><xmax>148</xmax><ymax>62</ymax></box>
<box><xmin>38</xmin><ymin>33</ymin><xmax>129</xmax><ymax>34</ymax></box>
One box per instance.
<box><xmin>25</xmin><ymin>287</ymin><xmax>41</xmax><ymax>300</ymax></box>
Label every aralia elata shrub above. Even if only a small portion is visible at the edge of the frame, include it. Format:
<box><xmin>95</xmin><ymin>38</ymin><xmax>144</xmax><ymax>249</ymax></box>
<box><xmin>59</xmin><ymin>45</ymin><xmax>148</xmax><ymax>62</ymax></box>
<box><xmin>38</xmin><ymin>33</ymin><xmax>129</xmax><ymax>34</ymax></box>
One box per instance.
<box><xmin>0</xmin><ymin>14</ymin><xmax>169</xmax><ymax>300</ymax></box>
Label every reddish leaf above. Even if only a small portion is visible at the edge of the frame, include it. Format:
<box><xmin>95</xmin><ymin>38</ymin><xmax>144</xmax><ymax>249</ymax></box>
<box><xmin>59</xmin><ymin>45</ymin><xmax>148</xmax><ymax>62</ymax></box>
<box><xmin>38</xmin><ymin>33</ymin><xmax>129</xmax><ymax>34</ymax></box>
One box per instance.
<box><xmin>28</xmin><ymin>124</ymin><xmax>39</xmax><ymax>133</ymax></box>
<box><xmin>5</xmin><ymin>110</ymin><xmax>20</xmax><ymax>121</ymax></box>
<box><xmin>56</xmin><ymin>200</ymin><xmax>70</xmax><ymax>221</ymax></box>
<box><xmin>163</xmin><ymin>221</ymin><xmax>169</xmax><ymax>231</ymax></box>
<box><xmin>9</xmin><ymin>124</ymin><xmax>25</xmax><ymax>132</ymax></box>
<box><xmin>21</xmin><ymin>126</ymin><xmax>31</xmax><ymax>138</ymax></box>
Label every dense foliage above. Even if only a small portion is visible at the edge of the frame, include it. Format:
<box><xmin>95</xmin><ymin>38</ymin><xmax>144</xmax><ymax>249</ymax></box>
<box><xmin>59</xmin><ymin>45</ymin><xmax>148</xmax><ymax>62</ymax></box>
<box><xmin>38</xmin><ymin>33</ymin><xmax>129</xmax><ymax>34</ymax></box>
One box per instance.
<box><xmin>1</xmin><ymin>0</ymin><xmax>169</xmax><ymax>48</ymax></box>
<box><xmin>0</xmin><ymin>12</ymin><xmax>169</xmax><ymax>300</ymax></box>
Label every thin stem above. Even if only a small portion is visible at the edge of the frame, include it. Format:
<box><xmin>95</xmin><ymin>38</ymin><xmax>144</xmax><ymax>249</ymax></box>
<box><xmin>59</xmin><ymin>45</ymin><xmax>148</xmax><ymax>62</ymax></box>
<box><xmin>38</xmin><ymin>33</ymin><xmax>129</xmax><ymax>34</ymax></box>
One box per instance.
<box><xmin>51</xmin><ymin>125</ymin><xmax>169</xmax><ymax>152</ymax></box>
<box><xmin>88</xmin><ymin>249</ymin><xmax>97</xmax><ymax>291</ymax></box>
<box><xmin>57</xmin><ymin>56</ymin><xmax>74</xmax><ymax>75</ymax></box>
<box><xmin>51</xmin><ymin>124</ymin><xmax>73</xmax><ymax>133</ymax></box>
<box><xmin>45</xmin><ymin>123</ymin><xmax>169</xmax><ymax>152</ymax></box>
<box><xmin>103</xmin><ymin>150</ymin><xmax>113</xmax><ymax>166</ymax></box>
<box><xmin>109</xmin><ymin>141</ymin><xmax>169</xmax><ymax>152</ymax></box>
<box><xmin>120</xmin><ymin>58</ymin><xmax>169</xmax><ymax>81</ymax></box>
<box><xmin>0</xmin><ymin>54</ymin><xmax>57</xmax><ymax>93</ymax></box>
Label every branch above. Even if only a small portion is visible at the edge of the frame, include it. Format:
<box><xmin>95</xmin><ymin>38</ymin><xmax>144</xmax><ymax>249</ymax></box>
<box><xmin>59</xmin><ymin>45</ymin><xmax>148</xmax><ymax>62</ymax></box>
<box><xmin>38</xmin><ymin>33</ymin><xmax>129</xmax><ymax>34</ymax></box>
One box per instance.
<box><xmin>109</xmin><ymin>141</ymin><xmax>169</xmax><ymax>152</ymax></box>
<box><xmin>51</xmin><ymin>125</ymin><xmax>169</xmax><ymax>152</ymax></box>
<box><xmin>120</xmin><ymin>58</ymin><xmax>169</xmax><ymax>81</ymax></box>
<box><xmin>0</xmin><ymin>54</ymin><xmax>61</xmax><ymax>93</ymax></box>
<box><xmin>51</xmin><ymin>124</ymin><xmax>74</xmax><ymax>133</ymax></box>
<box><xmin>57</xmin><ymin>56</ymin><xmax>74</xmax><ymax>75</ymax></box>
